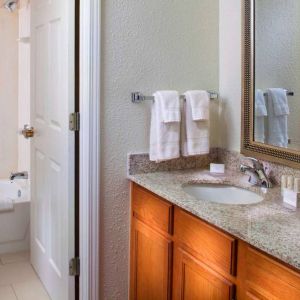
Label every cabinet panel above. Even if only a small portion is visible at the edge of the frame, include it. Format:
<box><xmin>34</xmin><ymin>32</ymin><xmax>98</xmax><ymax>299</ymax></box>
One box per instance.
<box><xmin>130</xmin><ymin>219</ymin><xmax>172</xmax><ymax>300</ymax></box>
<box><xmin>132</xmin><ymin>183</ymin><xmax>173</xmax><ymax>234</ymax></box>
<box><xmin>173</xmin><ymin>246</ymin><xmax>235</xmax><ymax>300</ymax></box>
<box><xmin>244</xmin><ymin>247</ymin><xmax>300</xmax><ymax>300</ymax></box>
<box><xmin>245</xmin><ymin>290</ymin><xmax>268</xmax><ymax>300</ymax></box>
<box><xmin>174</xmin><ymin>208</ymin><xmax>237</xmax><ymax>276</ymax></box>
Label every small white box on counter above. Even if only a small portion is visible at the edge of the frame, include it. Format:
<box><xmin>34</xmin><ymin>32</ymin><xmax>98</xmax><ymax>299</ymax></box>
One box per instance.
<box><xmin>282</xmin><ymin>188</ymin><xmax>300</xmax><ymax>208</ymax></box>
<box><xmin>210</xmin><ymin>163</ymin><xmax>225</xmax><ymax>174</ymax></box>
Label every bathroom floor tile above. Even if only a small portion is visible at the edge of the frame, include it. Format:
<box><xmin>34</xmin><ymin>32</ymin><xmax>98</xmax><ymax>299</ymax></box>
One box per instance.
<box><xmin>12</xmin><ymin>280</ymin><xmax>50</xmax><ymax>300</ymax></box>
<box><xmin>0</xmin><ymin>285</ymin><xmax>17</xmax><ymax>300</ymax></box>
<box><xmin>0</xmin><ymin>251</ymin><xmax>30</xmax><ymax>265</ymax></box>
<box><xmin>0</xmin><ymin>262</ymin><xmax>37</xmax><ymax>286</ymax></box>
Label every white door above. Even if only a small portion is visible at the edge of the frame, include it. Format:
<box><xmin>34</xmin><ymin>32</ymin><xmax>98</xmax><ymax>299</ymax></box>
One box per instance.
<box><xmin>30</xmin><ymin>0</ymin><xmax>75</xmax><ymax>299</ymax></box>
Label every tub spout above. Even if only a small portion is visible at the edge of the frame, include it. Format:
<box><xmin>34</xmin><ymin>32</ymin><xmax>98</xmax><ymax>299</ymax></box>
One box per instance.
<box><xmin>10</xmin><ymin>171</ymin><xmax>28</xmax><ymax>181</ymax></box>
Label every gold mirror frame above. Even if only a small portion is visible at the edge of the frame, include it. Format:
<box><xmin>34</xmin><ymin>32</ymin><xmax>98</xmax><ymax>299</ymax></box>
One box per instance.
<box><xmin>241</xmin><ymin>0</ymin><xmax>300</xmax><ymax>168</ymax></box>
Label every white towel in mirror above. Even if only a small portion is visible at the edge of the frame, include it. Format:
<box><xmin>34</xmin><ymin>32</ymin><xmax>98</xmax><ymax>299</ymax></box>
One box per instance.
<box><xmin>255</xmin><ymin>89</ymin><xmax>267</xmax><ymax>143</ymax></box>
<box><xmin>266</xmin><ymin>88</ymin><xmax>290</xmax><ymax>148</ymax></box>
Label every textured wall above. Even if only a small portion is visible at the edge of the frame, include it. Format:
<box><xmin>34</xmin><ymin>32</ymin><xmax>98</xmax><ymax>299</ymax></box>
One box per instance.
<box><xmin>100</xmin><ymin>1</ymin><xmax>219</xmax><ymax>298</ymax></box>
<box><xmin>255</xmin><ymin>0</ymin><xmax>300</xmax><ymax>149</ymax></box>
<box><xmin>0</xmin><ymin>9</ymin><xmax>19</xmax><ymax>178</ymax></box>
<box><xmin>219</xmin><ymin>0</ymin><xmax>242</xmax><ymax>151</ymax></box>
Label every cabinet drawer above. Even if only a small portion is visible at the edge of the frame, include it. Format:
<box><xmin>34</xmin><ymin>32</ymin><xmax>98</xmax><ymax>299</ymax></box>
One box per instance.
<box><xmin>245</xmin><ymin>247</ymin><xmax>300</xmax><ymax>299</ymax></box>
<box><xmin>174</xmin><ymin>208</ymin><xmax>237</xmax><ymax>276</ymax></box>
<box><xmin>131</xmin><ymin>183</ymin><xmax>173</xmax><ymax>234</ymax></box>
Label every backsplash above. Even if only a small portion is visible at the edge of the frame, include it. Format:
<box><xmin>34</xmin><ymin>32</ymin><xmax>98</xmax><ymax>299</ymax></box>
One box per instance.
<box><xmin>128</xmin><ymin>148</ymin><xmax>300</xmax><ymax>185</ymax></box>
<box><xmin>127</xmin><ymin>148</ymin><xmax>218</xmax><ymax>175</ymax></box>
<box><xmin>217</xmin><ymin>148</ymin><xmax>300</xmax><ymax>185</ymax></box>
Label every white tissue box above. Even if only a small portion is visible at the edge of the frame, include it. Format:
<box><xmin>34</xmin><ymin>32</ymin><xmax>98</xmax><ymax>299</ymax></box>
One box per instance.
<box><xmin>282</xmin><ymin>188</ymin><xmax>300</xmax><ymax>208</ymax></box>
<box><xmin>210</xmin><ymin>163</ymin><xmax>225</xmax><ymax>174</ymax></box>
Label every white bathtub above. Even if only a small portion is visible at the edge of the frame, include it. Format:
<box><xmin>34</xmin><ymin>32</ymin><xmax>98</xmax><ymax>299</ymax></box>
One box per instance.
<box><xmin>0</xmin><ymin>180</ymin><xmax>30</xmax><ymax>254</ymax></box>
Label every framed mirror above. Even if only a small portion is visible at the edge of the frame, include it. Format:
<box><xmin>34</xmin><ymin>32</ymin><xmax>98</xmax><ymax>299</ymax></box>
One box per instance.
<box><xmin>242</xmin><ymin>0</ymin><xmax>300</xmax><ymax>168</ymax></box>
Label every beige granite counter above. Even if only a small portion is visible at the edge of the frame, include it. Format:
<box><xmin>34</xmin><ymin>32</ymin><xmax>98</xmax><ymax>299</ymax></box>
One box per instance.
<box><xmin>128</xmin><ymin>169</ymin><xmax>300</xmax><ymax>271</ymax></box>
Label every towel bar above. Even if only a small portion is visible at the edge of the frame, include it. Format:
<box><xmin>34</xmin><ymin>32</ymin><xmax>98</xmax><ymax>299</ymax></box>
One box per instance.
<box><xmin>263</xmin><ymin>91</ymin><xmax>294</xmax><ymax>97</ymax></box>
<box><xmin>131</xmin><ymin>91</ymin><xmax>219</xmax><ymax>104</ymax></box>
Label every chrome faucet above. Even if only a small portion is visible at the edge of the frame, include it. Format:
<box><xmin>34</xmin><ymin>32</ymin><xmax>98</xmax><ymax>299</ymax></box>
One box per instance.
<box><xmin>10</xmin><ymin>171</ymin><xmax>28</xmax><ymax>181</ymax></box>
<box><xmin>240</xmin><ymin>157</ymin><xmax>272</xmax><ymax>188</ymax></box>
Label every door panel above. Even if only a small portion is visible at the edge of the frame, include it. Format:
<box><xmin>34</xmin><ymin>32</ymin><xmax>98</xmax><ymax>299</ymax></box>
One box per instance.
<box><xmin>130</xmin><ymin>219</ymin><xmax>172</xmax><ymax>300</ymax></box>
<box><xmin>173</xmin><ymin>246</ymin><xmax>235</xmax><ymax>300</ymax></box>
<box><xmin>30</xmin><ymin>0</ymin><xmax>75</xmax><ymax>299</ymax></box>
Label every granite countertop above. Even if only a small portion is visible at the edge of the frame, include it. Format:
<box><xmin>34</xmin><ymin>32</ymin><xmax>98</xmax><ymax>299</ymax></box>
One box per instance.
<box><xmin>128</xmin><ymin>169</ymin><xmax>300</xmax><ymax>271</ymax></box>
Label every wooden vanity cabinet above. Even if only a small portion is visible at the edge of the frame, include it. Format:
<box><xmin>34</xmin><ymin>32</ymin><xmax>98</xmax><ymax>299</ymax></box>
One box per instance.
<box><xmin>130</xmin><ymin>183</ymin><xmax>236</xmax><ymax>300</ymax></box>
<box><xmin>130</xmin><ymin>183</ymin><xmax>174</xmax><ymax>300</ymax></box>
<box><xmin>130</xmin><ymin>182</ymin><xmax>300</xmax><ymax>300</ymax></box>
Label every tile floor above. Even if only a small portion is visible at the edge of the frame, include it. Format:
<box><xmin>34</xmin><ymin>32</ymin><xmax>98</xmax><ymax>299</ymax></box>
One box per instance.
<box><xmin>0</xmin><ymin>251</ymin><xmax>50</xmax><ymax>300</ymax></box>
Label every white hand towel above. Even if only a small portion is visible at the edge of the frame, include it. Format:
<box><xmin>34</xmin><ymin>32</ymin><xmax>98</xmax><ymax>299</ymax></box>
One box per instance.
<box><xmin>255</xmin><ymin>89</ymin><xmax>267</xmax><ymax>143</ymax></box>
<box><xmin>149</xmin><ymin>91</ymin><xmax>180</xmax><ymax>162</ymax></box>
<box><xmin>266</xmin><ymin>89</ymin><xmax>289</xmax><ymax>148</ymax></box>
<box><xmin>181</xmin><ymin>91</ymin><xmax>210</xmax><ymax>156</ymax></box>
<box><xmin>185</xmin><ymin>90</ymin><xmax>209</xmax><ymax>120</ymax></box>
<box><xmin>269</xmin><ymin>88</ymin><xmax>290</xmax><ymax>116</ymax></box>
<box><xmin>255</xmin><ymin>89</ymin><xmax>267</xmax><ymax>117</ymax></box>
<box><xmin>0</xmin><ymin>198</ymin><xmax>14</xmax><ymax>212</ymax></box>
<box><xmin>156</xmin><ymin>91</ymin><xmax>181</xmax><ymax>123</ymax></box>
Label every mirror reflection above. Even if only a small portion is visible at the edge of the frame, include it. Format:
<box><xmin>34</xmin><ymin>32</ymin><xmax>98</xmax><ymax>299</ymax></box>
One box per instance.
<box><xmin>254</xmin><ymin>0</ymin><xmax>300</xmax><ymax>150</ymax></box>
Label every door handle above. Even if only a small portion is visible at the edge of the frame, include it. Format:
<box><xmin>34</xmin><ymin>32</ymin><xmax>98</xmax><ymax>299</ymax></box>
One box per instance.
<box><xmin>22</xmin><ymin>125</ymin><xmax>35</xmax><ymax>139</ymax></box>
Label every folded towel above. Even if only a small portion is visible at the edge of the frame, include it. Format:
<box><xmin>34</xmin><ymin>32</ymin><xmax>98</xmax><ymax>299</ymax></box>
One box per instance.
<box><xmin>155</xmin><ymin>91</ymin><xmax>181</xmax><ymax>123</ymax></box>
<box><xmin>255</xmin><ymin>89</ymin><xmax>267</xmax><ymax>117</ymax></box>
<box><xmin>149</xmin><ymin>91</ymin><xmax>180</xmax><ymax>162</ymax></box>
<box><xmin>184</xmin><ymin>90</ymin><xmax>209</xmax><ymax>120</ymax></box>
<box><xmin>181</xmin><ymin>91</ymin><xmax>210</xmax><ymax>156</ymax></box>
<box><xmin>266</xmin><ymin>89</ymin><xmax>289</xmax><ymax>148</ymax></box>
<box><xmin>269</xmin><ymin>88</ymin><xmax>290</xmax><ymax>116</ymax></box>
<box><xmin>0</xmin><ymin>198</ymin><xmax>14</xmax><ymax>212</ymax></box>
<box><xmin>255</xmin><ymin>90</ymin><xmax>267</xmax><ymax>143</ymax></box>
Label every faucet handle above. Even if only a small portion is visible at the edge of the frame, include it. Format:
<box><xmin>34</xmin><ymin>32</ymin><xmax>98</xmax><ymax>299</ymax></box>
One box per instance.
<box><xmin>244</xmin><ymin>157</ymin><xmax>264</xmax><ymax>170</ymax></box>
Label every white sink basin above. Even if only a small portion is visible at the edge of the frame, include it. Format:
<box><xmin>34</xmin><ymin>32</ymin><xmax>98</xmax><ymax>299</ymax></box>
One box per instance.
<box><xmin>183</xmin><ymin>184</ymin><xmax>264</xmax><ymax>205</ymax></box>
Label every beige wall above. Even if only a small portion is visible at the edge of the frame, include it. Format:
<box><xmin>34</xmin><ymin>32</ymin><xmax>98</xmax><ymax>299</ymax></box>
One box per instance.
<box><xmin>18</xmin><ymin>5</ymin><xmax>31</xmax><ymax>172</ymax></box>
<box><xmin>0</xmin><ymin>9</ymin><xmax>19</xmax><ymax>178</ymax></box>
<box><xmin>219</xmin><ymin>0</ymin><xmax>242</xmax><ymax>151</ymax></box>
<box><xmin>100</xmin><ymin>1</ymin><xmax>219</xmax><ymax>298</ymax></box>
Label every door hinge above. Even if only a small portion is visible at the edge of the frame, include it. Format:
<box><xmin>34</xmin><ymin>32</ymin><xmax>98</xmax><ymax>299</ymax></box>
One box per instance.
<box><xmin>69</xmin><ymin>112</ymin><xmax>80</xmax><ymax>131</ymax></box>
<box><xmin>69</xmin><ymin>257</ymin><xmax>80</xmax><ymax>276</ymax></box>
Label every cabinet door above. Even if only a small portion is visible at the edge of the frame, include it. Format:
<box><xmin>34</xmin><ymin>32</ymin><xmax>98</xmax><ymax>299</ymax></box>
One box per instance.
<box><xmin>130</xmin><ymin>219</ymin><xmax>172</xmax><ymax>300</ymax></box>
<box><xmin>243</xmin><ymin>247</ymin><xmax>300</xmax><ymax>300</ymax></box>
<box><xmin>173</xmin><ymin>246</ymin><xmax>235</xmax><ymax>300</ymax></box>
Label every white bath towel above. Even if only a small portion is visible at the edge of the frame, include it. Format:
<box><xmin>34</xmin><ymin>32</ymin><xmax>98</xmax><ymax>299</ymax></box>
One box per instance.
<box><xmin>149</xmin><ymin>91</ymin><xmax>181</xmax><ymax>162</ymax></box>
<box><xmin>0</xmin><ymin>198</ymin><xmax>14</xmax><ymax>212</ymax></box>
<box><xmin>181</xmin><ymin>90</ymin><xmax>210</xmax><ymax>156</ymax></box>
<box><xmin>255</xmin><ymin>89</ymin><xmax>267</xmax><ymax>143</ymax></box>
<box><xmin>266</xmin><ymin>88</ymin><xmax>289</xmax><ymax>148</ymax></box>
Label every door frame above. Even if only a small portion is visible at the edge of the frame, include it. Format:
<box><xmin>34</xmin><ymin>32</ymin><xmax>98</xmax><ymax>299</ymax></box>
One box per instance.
<box><xmin>79</xmin><ymin>0</ymin><xmax>101</xmax><ymax>299</ymax></box>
